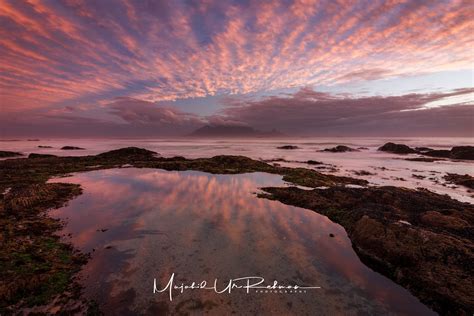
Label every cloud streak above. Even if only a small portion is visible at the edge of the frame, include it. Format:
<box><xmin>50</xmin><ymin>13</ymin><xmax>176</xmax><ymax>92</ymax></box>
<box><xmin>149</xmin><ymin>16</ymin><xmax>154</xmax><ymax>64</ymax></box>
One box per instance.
<box><xmin>1</xmin><ymin>87</ymin><xmax>472</xmax><ymax>137</ymax></box>
<box><xmin>212</xmin><ymin>87</ymin><xmax>474</xmax><ymax>136</ymax></box>
<box><xmin>0</xmin><ymin>0</ymin><xmax>473</xmax><ymax>115</ymax></box>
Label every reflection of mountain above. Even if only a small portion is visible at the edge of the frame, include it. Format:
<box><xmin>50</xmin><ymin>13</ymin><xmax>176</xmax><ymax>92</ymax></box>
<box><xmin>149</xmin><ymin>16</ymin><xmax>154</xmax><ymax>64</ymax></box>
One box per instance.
<box><xmin>189</xmin><ymin>125</ymin><xmax>284</xmax><ymax>138</ymax></box>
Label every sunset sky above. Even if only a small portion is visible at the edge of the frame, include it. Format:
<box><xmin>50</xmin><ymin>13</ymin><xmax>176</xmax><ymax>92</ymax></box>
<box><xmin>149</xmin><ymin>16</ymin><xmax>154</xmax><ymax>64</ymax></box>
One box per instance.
<box><xmin>0</xmin><ymin>0</ymin><xmax>473</xmax><ymax>137</ymax></box>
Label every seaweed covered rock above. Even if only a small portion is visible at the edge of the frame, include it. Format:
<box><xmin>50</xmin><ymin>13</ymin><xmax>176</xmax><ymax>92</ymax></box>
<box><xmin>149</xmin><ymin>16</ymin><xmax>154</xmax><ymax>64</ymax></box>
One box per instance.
<box><xmin>378</xmin><ymin>142</ymin><xmax>417</xmax><ymax>154</ymax></box>
<box><xmin>0</xmin><ymin>183</ymin><xmax>85</xmax><ymax>311</ymax></box>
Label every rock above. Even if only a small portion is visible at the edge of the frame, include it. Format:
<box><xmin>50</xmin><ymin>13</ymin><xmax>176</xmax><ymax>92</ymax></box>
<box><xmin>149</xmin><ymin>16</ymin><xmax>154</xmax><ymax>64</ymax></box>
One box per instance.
<box><xmin>444</xmin><ymin>173</ymin><xmax>474</xmax><ymax>189</ymax></box>
<box><xmin>423</xmin><ymin>149</ymin><xmax>451</xmax><ymax>158</ymax></box>
<box><xmin>307</xmin><ymin>160</ymin><xmax>323</xmax><ymax>165</ymax></box>
<box><xmin>322</xmin><ymin>145</ymin><xmax>358</xmax><ymax>153</ymax></box>
<box><xmin>0</xmin><ymin>150</ymin><xmax>23</xmax><ymax>158</ymax></box>
<box><xmin>28</xmin><ymin>153</ymin><xmax>57</xmax><ymax>159</ymax></box>
<box><xmin>422</xmin><ymin>146</ymin><xmax>474</xmax><ymax>160</ymax></box>
<box><xmin>61</xmin><ymin>146</ymin><xmax>84</xmax><ymax>150</ymax></box>
<box><xmin>353</xmin><ymin>170</ymin><xmax>375</xmax><ymax>176</ymax></box>
<box><xmin>277</xmin><ymin>145</ymin><xmax>299</xmax><ymax>150</ymax></box>
<box><xmin>38</xmin><ymin>145</ymin><xmax>53</xmax><ymax>148</ymax></box>
<box><xmin>378</xmin><ymin>142</ymin><xmax>417</xmax><ymax>154</ymax></box>
<box><xmin>450</xmin><ymin>146</ymin><xmax>474</xmax><ymax>160</ymax></box>
<box><xmin>415</xmin><ymin>147</ymin><xmax>434</xmax><ymax>152</ymax></box>
<box><xmin>329</xmin><ymin>233</ymin><xmax>335</xmax><ymax>237</ymax></box>
<box><xmin>405</xmin><ymin>157</ymin><xmax>443</xmax><ymax>162</ymax></box>
<box><xmin>420</xmin><ymin>211</ymin><xmax>469</xmax><ymax>230</ymax></box>
<box><xmin>97</xmin><ymin>147</ymin><xmax>157</xmax><ymax>158</ymax></box>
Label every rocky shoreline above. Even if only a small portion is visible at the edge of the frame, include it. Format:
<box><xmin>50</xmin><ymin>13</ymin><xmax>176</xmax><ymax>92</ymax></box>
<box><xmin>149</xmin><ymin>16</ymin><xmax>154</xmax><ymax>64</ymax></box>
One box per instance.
<box><xmin>0</xmin><ymin>147</ymin><xmax>472</xmax><ymax>314</ymax></box>
<box><xmin>379</xmin><ymin>142</ymin><xmax>474</xmax><ymax>160</ymax></box>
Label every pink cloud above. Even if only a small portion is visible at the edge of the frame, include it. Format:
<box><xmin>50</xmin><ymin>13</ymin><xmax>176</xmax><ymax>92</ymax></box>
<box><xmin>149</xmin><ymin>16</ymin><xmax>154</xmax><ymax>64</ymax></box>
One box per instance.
<box><xmin>212</xmin><ymin>87</ymin><xmax>474</xmax><ymax>136</ymax></box>
<box><xmin>0</xmin><ymin>0</ymin><xmax>472</xmax><ymax>116</ymax></box>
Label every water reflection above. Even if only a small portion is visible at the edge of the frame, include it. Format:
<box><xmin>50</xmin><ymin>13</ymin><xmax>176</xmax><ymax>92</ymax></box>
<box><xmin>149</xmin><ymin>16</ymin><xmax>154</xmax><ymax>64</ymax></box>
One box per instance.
<box><xmin>49</xmin><ymin>168</ymin><xmax>435</xmax><ymax>315</ymax></box>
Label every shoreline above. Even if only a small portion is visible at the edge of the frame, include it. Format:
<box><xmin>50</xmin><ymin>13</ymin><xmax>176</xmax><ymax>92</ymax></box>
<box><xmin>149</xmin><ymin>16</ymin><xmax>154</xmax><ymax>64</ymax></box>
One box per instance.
<box><xmin>0</xmin><ymin>147</ymin><xmax>472</xmax><ymax>314</ymax></box>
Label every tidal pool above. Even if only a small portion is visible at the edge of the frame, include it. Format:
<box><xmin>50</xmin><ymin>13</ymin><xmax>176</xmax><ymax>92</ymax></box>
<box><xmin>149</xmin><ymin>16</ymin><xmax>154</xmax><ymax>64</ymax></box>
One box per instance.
<box><xmin>49</xmin><ymin>168</ymin><xmax>435</xmax><ymax>315</ymax></box>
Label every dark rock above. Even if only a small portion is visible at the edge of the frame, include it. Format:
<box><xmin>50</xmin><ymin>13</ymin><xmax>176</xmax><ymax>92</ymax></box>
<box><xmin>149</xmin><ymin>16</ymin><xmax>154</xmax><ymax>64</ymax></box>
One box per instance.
<box><xmin>415</xmin><ymin>147</ymin><xmax>434</xmax><ymax>152</ymax></box>
<box><xmin>38</xmin><ymin>145</ymin><xmax>53</xmax><ymax>148</ymax></box>
<box><xmin>322</xmin><ymin>145</ymin><xmax>358</xmax><ymax>153</ymax></box>
<box><xmin>378</xmin><ymin>142</ymin><xmax>417</xmax><ymax>154</ymax></box>
<box><xmin>277</xmin><ymin>145</ymin><xmax>299</xmax><ymax>150</ymax></box>
<box><xmin>450</xmin><ymin>146</ymin><xmax>474</xmax><ymax>160</ymax></box>
<box><xmin>307</xmin><ymin>160</ymin><xmax>323</xmax><ymax>165</ymax></box>
<box><xmin>61</xmin><ymin>146</ymin><xmax>84</xmax><ymax>150</ymax></box>
<box><xmin>423</xmin><ymin>149</ymin><xmax>451</xmax><ymax>158</ymax></box>
<box><xmin>405</xmin><ymin>157</ymin><xmax>443</xmax><ymax>162</ymax></box>
<box><xmin>28</xmin><ymin>153</ymin><xmax>57</xmax><ymax>159</ymax></box>
<box><xmin>421</xmin><ymin>146</ymin><xmax>474</xmax><ymax>161</ymax></box>
<box><xmin>97</xmin><ymin>147</ymin><xmax>157</xmax><ymax>158</ymax></box>
<box><xmin>354</xmin><ymin>170</ymin><xmax>375</xmax><ymax>176</ymax></box>
<box><xmin>412</xmin><ymin>174</ymin><xmax>426</xmax><ymax>180</ymax></box>
<box><xmin>444</xmin><ymin>173</ymin><xmax>474</xmax><ymax>189</ymax></box>
<box><xmin>329</xmin><ymin>233</ymin><xmax>335</xmax><ymax>237</ymax></box>
<box><xmin>0</xmin><ymin>150</ymin><xmax>23</xmax><ymax>158</ymax></box>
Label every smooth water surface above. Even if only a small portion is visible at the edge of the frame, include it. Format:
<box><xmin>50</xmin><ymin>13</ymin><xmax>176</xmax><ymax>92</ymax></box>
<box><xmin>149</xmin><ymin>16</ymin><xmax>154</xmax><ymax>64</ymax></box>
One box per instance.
<box><xmin>49</xmin><ymin>168</ymin><xmax>435</xmax><ymax>315</ymax></box>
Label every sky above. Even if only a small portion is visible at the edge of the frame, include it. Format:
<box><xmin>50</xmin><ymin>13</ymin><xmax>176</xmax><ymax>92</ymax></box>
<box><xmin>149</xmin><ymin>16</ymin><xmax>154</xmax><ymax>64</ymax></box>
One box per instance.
<box><xmin>0</xmin><ymin>0</ymin><xmax>473</xmax><ymax>137</ymax></box>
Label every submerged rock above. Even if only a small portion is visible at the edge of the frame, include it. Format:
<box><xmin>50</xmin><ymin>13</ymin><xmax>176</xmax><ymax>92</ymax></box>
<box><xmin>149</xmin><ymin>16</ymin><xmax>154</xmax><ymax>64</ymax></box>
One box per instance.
<box><xmin>277</xmin><ymin>145</ymin><xmax>299</xmax><ymax>149</ymax></box>
<box><xmin>322</xmin><ymin>145</ymin><xmax>358</xmax><ymax>153</ymax></box>
<box><xmin>353</xmin><ymin>170</ymin><xmax>375</xmax><ymax>176</ymax></box>
<box><xmin>38</xmin><ymin>145</ymin><xmax>53</xmax><ymax>148</ymax></box>
<box><xmin>61</xmin><ymin>146</ymin><xmax>84</xmax><ymax>150</ymax></box>
<box><xmin>0</xmin><ymin>150</ymin><xmax>22</xmax><ymax>158</ymax></box>
<box><xmin>378</xmin><ymin>142</ymin><xmax>417</xmax><ymax>154</ymax></box>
